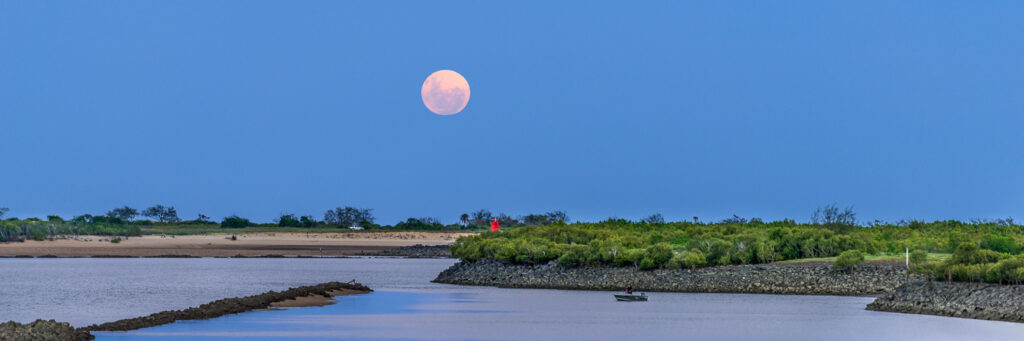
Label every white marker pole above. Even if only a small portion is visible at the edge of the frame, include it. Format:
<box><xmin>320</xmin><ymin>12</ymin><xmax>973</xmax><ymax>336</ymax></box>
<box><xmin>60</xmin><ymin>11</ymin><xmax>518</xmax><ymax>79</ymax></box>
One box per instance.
<box><xmin>905</xmin><ymin>248</ymin><xmax>909</xmax><ymax>268</ymax></box>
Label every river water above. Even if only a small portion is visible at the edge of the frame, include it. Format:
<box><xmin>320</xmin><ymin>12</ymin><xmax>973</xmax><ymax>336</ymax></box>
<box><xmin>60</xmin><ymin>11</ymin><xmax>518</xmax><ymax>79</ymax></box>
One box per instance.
<box><xmin>1</xmin><ymin>258</ymin><xmax>1021</xmax><ymax>340</ymax></box>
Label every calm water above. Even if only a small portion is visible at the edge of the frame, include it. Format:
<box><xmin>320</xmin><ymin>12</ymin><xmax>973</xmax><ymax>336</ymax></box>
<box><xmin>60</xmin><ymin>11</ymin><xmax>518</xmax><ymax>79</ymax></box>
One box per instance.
<box><xmin>2</xmin><ymin>258</ymin><xmax>1023</xmax><ymax>340</ymax></box>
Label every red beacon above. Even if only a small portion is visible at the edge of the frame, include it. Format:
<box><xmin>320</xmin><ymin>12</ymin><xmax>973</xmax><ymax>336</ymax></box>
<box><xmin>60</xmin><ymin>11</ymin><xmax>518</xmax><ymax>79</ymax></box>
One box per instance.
<box><xmin>490</xmin><ymin>217</ymin><xmax>499</xmax><ymax>232</ymax></box>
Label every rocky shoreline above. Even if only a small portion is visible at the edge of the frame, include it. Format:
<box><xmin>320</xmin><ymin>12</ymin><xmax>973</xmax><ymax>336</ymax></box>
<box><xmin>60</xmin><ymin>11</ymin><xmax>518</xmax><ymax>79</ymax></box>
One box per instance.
<box><xmin>81</xmin><ymin>281</ymin><xmax>371</xmax><ymax>332</ymax></box>
<box><xmin>867</xmin><ymin>281</ymin><xmax>1024</xmax><ymax>323</ymax></box>
<box><xmin>434</xmin><ymin>259</ymin><xmax>916</xmax><ymax>295</ymax></box>
<box><xmin>2</xmin><ymin>281</ymin><xmax>372</xmax><ymax>339</ymax></box>
<box><xmin>365</xmin><ymin>244</ymin><xmax>451</xmax><ymax>258</ymax></box>
<box><xmin>0</xmin><ymin>320</ymin><xmax>94</xmax><ymax>341</ymax></box>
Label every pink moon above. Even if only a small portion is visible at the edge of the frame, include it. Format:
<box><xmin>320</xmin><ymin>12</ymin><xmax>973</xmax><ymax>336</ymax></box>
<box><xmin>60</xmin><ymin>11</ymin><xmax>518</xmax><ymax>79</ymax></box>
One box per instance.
<box><xmin>421</xmin><ymin>70</ymin><xmax>470</xmax><ymax>115</ymax></box>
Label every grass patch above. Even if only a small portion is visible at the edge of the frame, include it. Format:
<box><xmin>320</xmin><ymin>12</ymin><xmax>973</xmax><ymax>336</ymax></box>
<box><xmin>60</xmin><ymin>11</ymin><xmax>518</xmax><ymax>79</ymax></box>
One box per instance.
<box><xmin>777</xmin><ymin>252</ymin><xmax>951</xmax><ymax>264</ymax></box>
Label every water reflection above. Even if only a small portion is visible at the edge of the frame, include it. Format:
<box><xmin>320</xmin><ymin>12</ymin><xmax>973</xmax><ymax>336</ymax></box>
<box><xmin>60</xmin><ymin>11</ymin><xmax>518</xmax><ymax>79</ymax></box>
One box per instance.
<box><xmin>3</xmin><ymin>258</ymin><xmax>1022</xmax><ymax>341</ymax></box>
<box><xmin>96</xmin><ymin>289</ymin><xmax>1024</xmax><ymax>341</ymax></box>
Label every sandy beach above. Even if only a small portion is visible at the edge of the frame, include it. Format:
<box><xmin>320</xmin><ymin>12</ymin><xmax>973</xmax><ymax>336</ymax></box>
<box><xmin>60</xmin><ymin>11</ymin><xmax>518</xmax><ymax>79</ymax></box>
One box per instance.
<box><xmin>0</xmin><ymin>232</ymin><xmax>471</xmax><ymax>257</ymax></box>
<box><xmin>268</xmin><ymin>288</ymin><xmax>367</xmax><ymax>308</ymax></box>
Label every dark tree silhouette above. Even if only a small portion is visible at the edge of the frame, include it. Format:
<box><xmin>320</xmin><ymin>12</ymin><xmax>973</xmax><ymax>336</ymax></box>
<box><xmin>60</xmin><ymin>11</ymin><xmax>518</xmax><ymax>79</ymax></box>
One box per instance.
<box><xmin>107</xmin><ymin>206</ymin><xmax>138</xmax><ymax>222</ymax></box>
<box><xmin>811</xmin><ymin>204</ymin><xmax>857</xmax><ymax>226</ymax></box>
<box><xmin>324</xmin><ymin>206</ymin><xmax>374</xmax><ymax>227</ymax></box>
<box><xmin>643</xmin><ymin>213</ymin><xmax>665</xmax><ymax>224</ymax></box>
<box><xmin>142</xmin><ymin>205</ymin><xmax>180</xmax><ymax>223</ymax></box>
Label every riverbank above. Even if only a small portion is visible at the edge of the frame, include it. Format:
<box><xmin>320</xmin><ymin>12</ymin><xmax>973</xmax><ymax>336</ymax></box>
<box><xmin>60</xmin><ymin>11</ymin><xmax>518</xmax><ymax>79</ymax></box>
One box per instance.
<box><xmin>82</xmin><ymin>281</ymin><xmax>371</xmax><ymax>332</ymax></box>
<box><xmin>0</xmin><ymin>232</ymin><xmax>466</xmax><ymax>257</ymax></box>
<box><xmin>867</xmin><ymin>281</ymin><xmax>1024</xmax><ymax>323</ymax></box>
<box><xmin>365</xmin><ymin>244</ymin><xmax>451</xmax><ymax>258</ymax></box>
<box><xmin>434</xmin><ymin>259</ymin><xmax>916</xmax><ymax>295</ymax></box>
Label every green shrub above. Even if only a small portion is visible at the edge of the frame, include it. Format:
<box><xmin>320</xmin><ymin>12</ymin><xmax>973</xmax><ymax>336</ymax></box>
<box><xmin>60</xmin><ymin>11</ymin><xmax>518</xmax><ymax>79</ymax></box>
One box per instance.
<box><xmin>221</xmin><ymin>215</ymin><xmax>253</xmax><ymax>228</ymax></box>
<box><xmin>986</xmin><ymin>256</ymin><xmax>1024</xmax><ymax>284</ymax></box>
<box><xmin>834</xmin><ymin>250</ymin><xmax>864</xmax><ymax>271</ymax></box>
<box><xmin>615</xmin><ymin>248</ymin><xmax>645</xmax><ymax>268</ymax></box>
<box><xmin>909</xmin><ymin>249</ymin><xmax>928</xmax><ymax>265</ymax></box>
<box><xmin>299</xmin><ymin>215</ymin><xmax>318</xmax><ymax>227</ymax></box>
<box><xmin>110</xmin><ymin>237</ymin><xmax>121</xmax><ymax>243</ymax></box>
<box><xmin>557</xmin><ymin>245</ymin><xmax>587</xmax><ymax>267</ymax></box>
<box><xmin>277</xmin><ymin>214</ymin><xmax>302</xmax><ymax>227</ymax></box>
<box><xmin>667</xmin><ymin>253</ymin><xmax>686</xmax><ymax>269</ymax></box>
<box><xmin>980</xmin><ymin>234</ymin><xmax>1019</xmax><ymax>254</ymax></box>
<box><xmin>638</xmin><ymin>257</ymin><xmax>659</xmax><ymax>270</ymax></box>
<box><xmin>640</xmin><ymin>243</ymin><xmax>673</xmax><ymax>269</ymax></box>
<box><xmin>30</xmin><ymin>228</ymin><xmax>47</xmax><ymax>241</ymax></box>
<box><xmin>950</xmin><ymin>242</ymin><xmax>1002</xmax><ymax>265</ymax></box>
<box><xmin>683</xmin><ymin>250</ymin><xmax>707</xmax><ymax>270</ymax></box>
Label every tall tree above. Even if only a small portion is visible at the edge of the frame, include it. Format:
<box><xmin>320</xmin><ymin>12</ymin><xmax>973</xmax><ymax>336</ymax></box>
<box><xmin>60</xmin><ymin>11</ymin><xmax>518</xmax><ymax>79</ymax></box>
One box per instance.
<box><xmin>521</xmin><ymin>214</ymin><xmax>549</xmax><ymax>226</ymax></box>
<box><xmin>470</xmin><ymin>209</ymin><xmax>492</xmax><ymax>226</ymax></box>
<box><xmin>811</xmin><ymin>204</ymin><xmax>857</xmax><ymax>227</ymax></box>
<box><xmin>643</xmin><ymin>213</ymin><xmax>665</xmax><ymax>224</ymax></box>
<box><xmin>460</xmin><ymin>213</ymin><xmax>470</xmax><ymax>226</ymax></box>
<box><xmin>546</xmin><ymin>210</ymin><xmax>569</xmax><ymax>223</ymax></box>
<box><xmin>324</xmin><ymin>206</ymin><xmax>374</xmax><ymax>227</ymax></box>
<box><xmin>142</xmin><ymin>205</ymin><xmax>180</xmax><ymax>223</ymax></box>
<box><xmin>107</xmin><ymin>206</ymin><xmax>138</xmax><ymax>222</ymax></box>
<box><xmin>0</xmin><ymin>207</ymin><xmax>8</xmax><ymax>219</ymax></box>
<box><xmin>277</xmin><ymin>214</ymin><xmax>302</xmax><ymax>227</ymax></box>
<box><xmin>496</xmin><ymin>213</ymin><xmax>517</xmax><ymax>227</ymax></box>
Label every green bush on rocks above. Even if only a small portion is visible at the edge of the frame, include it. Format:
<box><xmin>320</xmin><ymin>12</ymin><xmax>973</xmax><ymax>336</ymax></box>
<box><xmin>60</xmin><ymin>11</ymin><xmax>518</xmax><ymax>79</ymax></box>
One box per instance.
<box><xmin>835</xmin><ymin>250</ymin><xmax>865</xmax><ymax>272</ymax></box>
<box><xmin>683</xmin><ymin>250</ymin><xmax>707</xmax><ymax>270</ymax></box>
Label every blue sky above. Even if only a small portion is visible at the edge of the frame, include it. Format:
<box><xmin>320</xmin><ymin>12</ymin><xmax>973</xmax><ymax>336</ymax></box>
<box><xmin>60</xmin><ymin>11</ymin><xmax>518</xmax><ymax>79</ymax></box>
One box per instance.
<box><xmin>1</xmin><ymin>1</ymin><xmax>1021</xmax><ymax>224</ymax></box>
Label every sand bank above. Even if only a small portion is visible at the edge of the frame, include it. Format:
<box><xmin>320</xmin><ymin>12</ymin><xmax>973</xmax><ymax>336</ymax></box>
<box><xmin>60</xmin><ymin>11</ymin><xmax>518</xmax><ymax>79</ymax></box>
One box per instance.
<box><xmin>0</xmin><ymin>232</ymin><xmax>470</xmax><ymax>257</ymax></box>
<box><xmin>268</xmin><ymin>288</ymin><xmax>365</xmax><ymax>308</ymax></box>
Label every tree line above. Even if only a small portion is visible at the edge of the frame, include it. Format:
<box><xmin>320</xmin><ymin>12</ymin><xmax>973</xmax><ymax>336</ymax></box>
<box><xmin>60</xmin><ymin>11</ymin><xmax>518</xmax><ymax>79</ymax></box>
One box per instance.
<box><xmin>0</xmin><ymin>204</ymin><xmax>575</xmax><ymax>240</ymax></box>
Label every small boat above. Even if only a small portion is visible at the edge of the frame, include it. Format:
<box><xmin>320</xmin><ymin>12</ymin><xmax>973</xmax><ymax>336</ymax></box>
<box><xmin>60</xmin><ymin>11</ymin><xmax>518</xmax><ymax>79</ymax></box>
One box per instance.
<box><xmin>614</xmin><ymin>293</ymin><xmax>648</xmax><ymax>302</ymax></box>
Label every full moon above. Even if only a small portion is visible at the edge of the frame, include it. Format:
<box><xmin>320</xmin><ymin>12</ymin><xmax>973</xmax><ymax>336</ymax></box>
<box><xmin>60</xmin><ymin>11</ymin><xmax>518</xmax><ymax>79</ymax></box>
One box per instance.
<box><xmin>421</xmin><ymin>70</ymin><xmax>470</xmax><ymax>115</ymax></box>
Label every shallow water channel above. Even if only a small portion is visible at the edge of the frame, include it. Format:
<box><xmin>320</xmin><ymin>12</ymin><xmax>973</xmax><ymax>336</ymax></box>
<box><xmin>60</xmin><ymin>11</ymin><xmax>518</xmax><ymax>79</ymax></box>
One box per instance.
<box><xmin>1</xmin><ymin>258</ymin><xmax>1021</xmax><ymax>340</ymax></box>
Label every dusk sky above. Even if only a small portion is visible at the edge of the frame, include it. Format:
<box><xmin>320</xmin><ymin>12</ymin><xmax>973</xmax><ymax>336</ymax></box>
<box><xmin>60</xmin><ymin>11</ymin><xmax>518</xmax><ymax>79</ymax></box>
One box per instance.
<box><xmin>1</xmin><ymin>1</ymin><xmax>1021</xmax><ymax>224</ymax></box>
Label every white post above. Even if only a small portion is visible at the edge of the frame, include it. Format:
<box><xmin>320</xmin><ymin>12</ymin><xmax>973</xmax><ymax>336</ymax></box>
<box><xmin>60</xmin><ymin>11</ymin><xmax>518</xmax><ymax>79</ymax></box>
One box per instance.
<box><xmin>905</xmin><ymin>248</ymin><xmax>909</xmax><ymax>268</ymax></box>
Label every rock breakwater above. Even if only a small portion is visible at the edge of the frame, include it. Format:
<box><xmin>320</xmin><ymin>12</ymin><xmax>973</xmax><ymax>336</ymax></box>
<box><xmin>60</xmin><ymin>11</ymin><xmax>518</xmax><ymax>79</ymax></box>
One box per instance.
<box><xmin>82</xmin><ymin>281</ymin><xmax>371</xmax><ymax>332</ymax></box>
<box><xmin>0</xmin><ymin>320</ymin><xmax>94</xmax><ymax>341</ymax></box>
<box><xmin>434</xmin><ymin>259</ymin><xmax>914</xmax><ymax>295</ymax></box>
<box><xmin>368</xmin><ymin>244</ymin><xmax>451</xmax><ymax>258</ymax></box>
<box><xmin>867</xmin><ymin>281</ymin><xmax>1024</xmax><ymax>322</ymax></box>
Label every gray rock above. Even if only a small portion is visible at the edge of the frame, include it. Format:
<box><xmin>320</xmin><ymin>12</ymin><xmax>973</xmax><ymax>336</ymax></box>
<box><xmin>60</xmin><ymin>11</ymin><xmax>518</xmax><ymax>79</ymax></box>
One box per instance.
<box><xmin>434</xmin><ymin>260</ymin><xmax>916</xmax><ymax>295</ymax></box>
<box><xmin>368</xmin><ymin>244</ymin><xmax>451</xmax><ymax>258</ymax></box>
<box><xmin>0</xmin><ymin>320</ymin><xmax>93</xmax><ymax>341</ymax></box>
<box><xmin>867</xmin><ymin>281</ymin><xmax>1024</xmax><ymax>323</ymax></box>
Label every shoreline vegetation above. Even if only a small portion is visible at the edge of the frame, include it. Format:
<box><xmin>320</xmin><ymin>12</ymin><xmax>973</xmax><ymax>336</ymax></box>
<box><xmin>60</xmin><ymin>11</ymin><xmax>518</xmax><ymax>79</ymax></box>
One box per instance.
<box><xmin>440</xmin><ymin>211</ymin><xmax>1024</xmax><ymax>323</ymax></box>
<box><xmin>0</xmin><ymin>205</ymin><xmax>565</xmax><ymax>243</ymax></box>
<box><xmin>449</xmin><ymin>218</ymin><xmax>1024</xmax><ymax>283</ymax></box>
<box><xmin>1</xmin><ymin>281</ymin><xmax>371</xmax><ymax>340</ymax></box>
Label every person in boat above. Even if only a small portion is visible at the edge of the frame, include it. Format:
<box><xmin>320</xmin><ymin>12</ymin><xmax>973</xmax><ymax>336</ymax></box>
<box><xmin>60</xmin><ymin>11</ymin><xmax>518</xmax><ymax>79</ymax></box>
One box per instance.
<box><xmin>626</xmin><ymin>284</ymin><xmax>633</xmax><ymax>295</ymax></box>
